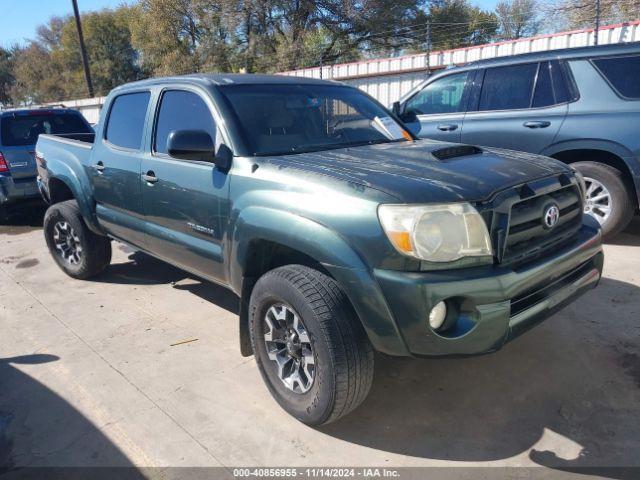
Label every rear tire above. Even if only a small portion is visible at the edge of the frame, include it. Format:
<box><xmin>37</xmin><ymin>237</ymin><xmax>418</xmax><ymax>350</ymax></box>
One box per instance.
<box><xmin>44</xmin><ymin>200</ymin><xmax>111</xmax><ymax>279</ymax></box>
<box><xmin>249</xmin><ymin>265</ymin><xmax>374</xmax><ymax>425</ymax></box>
<box><xmin>572</xmin><ymin>161</ymin><xmax>635</xmax><ymax>239</ymax></box>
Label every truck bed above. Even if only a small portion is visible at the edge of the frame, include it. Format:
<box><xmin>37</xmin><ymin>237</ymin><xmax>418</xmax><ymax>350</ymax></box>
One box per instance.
<box><xmin>36</xmin><ymin>134</ymin><xmax>96</xmax><ymax>200</ymax></box>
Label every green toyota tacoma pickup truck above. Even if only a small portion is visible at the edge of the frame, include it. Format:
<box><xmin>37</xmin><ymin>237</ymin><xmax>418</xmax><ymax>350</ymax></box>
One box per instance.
<box><xmin>36</xmin><ymin>74</ymin><xmax>604</xmax><ymax>425</ymax></box>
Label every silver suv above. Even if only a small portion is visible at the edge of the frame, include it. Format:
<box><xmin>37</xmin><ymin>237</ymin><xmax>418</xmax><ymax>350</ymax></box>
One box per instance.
<box><xmin>394</xmin><ymin>43</ymin><xmax>640</xmax><ymax>238</ymax></box>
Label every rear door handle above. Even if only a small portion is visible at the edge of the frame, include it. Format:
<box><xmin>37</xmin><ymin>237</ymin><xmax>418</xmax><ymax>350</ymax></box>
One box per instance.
<box><xmin>523</xmin><ymin>121</ymin><xmax>551</xmax><ymax>129</ymax></box>
<box><xmin>142</xmin><ymin>171</ymin><xmax>158</xmax><ymax>183</ymax></box>
<box><xmin>94</xmin><ymin>161</ymin><xmax>105</xmax><ymax>172</ymax></box>
<box><xmin>437</xmin><ymin>124</ymin><xmax>458</xmax><ymax>132</ymax></box>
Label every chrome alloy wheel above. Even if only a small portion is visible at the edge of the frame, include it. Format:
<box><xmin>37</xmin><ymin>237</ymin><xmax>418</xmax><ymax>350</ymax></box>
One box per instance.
<box><xmin>583</xmin><ymin>176</ymin><xmax>612</xmax><ymax>226</ymax></box>
<box><xmin>52</xmin><ymin>221</ymin><xmax>83</xmax><ymax>265</ymax></box>
<box><xmin>263</xmin><ymin>304</ymin><xmax>315</xmax><ymax>394</ymax></box>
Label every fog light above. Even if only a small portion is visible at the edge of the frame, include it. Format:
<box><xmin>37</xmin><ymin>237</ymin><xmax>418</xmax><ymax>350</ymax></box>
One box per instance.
<box><xmin>428</xmin><ymin>301</ymin><xmax>447</xmax><ymax>330</ymax></box>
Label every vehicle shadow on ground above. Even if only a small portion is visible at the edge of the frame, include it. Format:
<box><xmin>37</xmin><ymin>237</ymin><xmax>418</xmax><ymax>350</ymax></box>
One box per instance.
<box><xmin>94</xmin><ymin>250</ymin><xmax>191</xmax><ymax>286</ymax></box>
<box><xmin>320</xmin><ymin>277</ymin><xmax>640</xmax><ymax>479</ymax></box>
<box><xmin>607</xmin><ymin>216</ymin><xmax>640</xmax><ymax>247</ymax></box>
<box><xmin>0</xmin><ymin>354</ymin><xmax>145</xmax><ymax>478</ymax></box>
<box><xmin>0</xmin><ymin>203</ymin><xmax>46</xmax><ymax>236</ymax></box>
<box><xmin>95</xmin><ymin>250</ymin><xmax>240</xmax><ymax>315</ymax></box>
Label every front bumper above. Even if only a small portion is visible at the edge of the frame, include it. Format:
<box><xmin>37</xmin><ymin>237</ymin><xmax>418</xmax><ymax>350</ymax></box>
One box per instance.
<box><xmin>0</xmin><ymin>175</ymin><xmax>41</xmax><ymax>205</ymax></box>
<box><xmin>374</xmin><ymin>217</ymin><xmax>603</xmax><ymax>357</ymax></box>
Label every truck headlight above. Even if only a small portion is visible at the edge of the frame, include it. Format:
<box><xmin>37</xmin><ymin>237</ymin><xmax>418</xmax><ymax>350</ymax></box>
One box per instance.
<box><xmin>378</xmin><ymin>203</ymin><xmax>493</xmax><ymax>262</ymax></box>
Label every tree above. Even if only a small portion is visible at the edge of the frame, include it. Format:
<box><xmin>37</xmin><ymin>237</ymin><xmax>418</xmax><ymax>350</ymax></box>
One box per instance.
<box><xmin>423</xmin><ymin>0</ymin><xmax>498</xmax><ymax>50</ymax></box>
<box><xmin>56</xmin><ymin>7</ymin><xmax>143</xmax><ymax>97</ymax></box>
<box><xmin>10</xmin><ymin>42</ymin><xmax>66</xmax><ymax>104</ymax></box>
<box><xmin>0</xmin><ymin>47</ymin><xmax>16</xmax><ymax>106</ymax></box>
<box><xmin>129</xmin><ymin>0</ymin><xmax>433</xmax><ymax>74</ymax></box>
<box><xmin>495</xmin><ymin>0</ymin><xmax>540</xmax><ymax>39</ymax></box>
<box><xmin>130</xmin><ymin>0</ymin><xmax>205</xmax><ymax>76</ymax></box>
<box><xmin>554</xmin><ymin>0</ymin><xmax>640</xmax><ymax>29</ymax></box>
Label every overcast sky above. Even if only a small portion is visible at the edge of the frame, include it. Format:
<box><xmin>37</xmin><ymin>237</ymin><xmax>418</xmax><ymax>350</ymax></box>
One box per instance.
<box><xmin>1</xmin><ymin>0</ymin><xmax>501</xmax><ymax>48</ymax></box>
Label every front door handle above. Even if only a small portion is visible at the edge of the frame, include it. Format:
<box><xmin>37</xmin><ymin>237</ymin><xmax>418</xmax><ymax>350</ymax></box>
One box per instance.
<box><xmin>437</xmin><ymin>124</ymin><xmax>458</xmax><ymax>132</ymax></box>
<box><xmin>94</xmin><ymin>161</ymin><xmax>105</xmax><ymax>172</ymax></box>
<box><xmin>142</xmin><ymin>171</ymin><xmax>158</xmax><ymax>183</ymax></box>
<box><xmin>523</xmin><ymin>121</ymin><xmax>551</xmax><ymax>129</ymax></box>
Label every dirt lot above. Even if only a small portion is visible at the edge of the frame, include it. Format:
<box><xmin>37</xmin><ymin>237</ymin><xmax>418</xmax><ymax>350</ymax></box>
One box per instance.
<box><xmin>1</xmin><ymin>204</ymin><xmax>639</xmax><ymax>478</ymax></box>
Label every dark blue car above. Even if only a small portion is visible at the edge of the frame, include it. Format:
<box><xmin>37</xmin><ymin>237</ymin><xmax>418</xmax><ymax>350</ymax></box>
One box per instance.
<box><xmin>0</xmin><ymin>107</ymin><xmax>93</xmax><ymax>221</ymax></box>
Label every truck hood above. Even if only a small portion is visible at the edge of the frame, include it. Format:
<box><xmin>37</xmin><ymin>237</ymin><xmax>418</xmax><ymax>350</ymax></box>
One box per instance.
<box><xmin>261</xmin><ymin>139</ymin><xmax>572</xmax><ymax>203</ymax></box>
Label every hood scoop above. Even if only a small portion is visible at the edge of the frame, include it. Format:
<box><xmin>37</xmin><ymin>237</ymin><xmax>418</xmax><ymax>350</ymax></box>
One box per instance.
<box><xmin>431</xmin><ymin>145</ymin><xmax>483</xmax><ymax>161</ymax></box>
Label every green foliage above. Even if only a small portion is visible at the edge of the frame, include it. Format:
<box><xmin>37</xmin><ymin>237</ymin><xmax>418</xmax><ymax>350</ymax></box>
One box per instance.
<box><xmin>496</xmin><ymin>0</ymin><xmax>540</xmax><ymax>39</ymax></box>
<box><xmin>1</xmin><ymin>0</ymin><xmax>560</xmax><ymax>104</ymax></box>
<box><xmin>426</xmin><ymin>0</ymin><xmax>499</xmax><ymax>50</ymax></box>
<box><xmin>56</xmin><ymin>7</ymin><xmax>143</xmax><ymax>97</ymax></box>
<box><xmin>0</xmin><ymin>47</ymin><xmax>15</xmax><ymax>106</ymax></box>
<box><xmin>10</xmin><ymin>42</ymin><xmax>66</xmax><ymax>104</ymax></box>
<box><xmin>7</xmin><ymin>8</ymin><xmax>141</xmax><ymax>104</ymax></box>
<box><xmin>555</xmin><ymin>0</ymin><xmax>640</xmax><ymax>29</ymax></box>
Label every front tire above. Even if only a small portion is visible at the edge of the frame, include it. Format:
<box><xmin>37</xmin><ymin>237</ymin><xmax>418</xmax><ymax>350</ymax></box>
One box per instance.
<box><xmin>572</xmin><ymin>161</ymin><xmax>635</xmax><ymax>239</ymax></box>
<box><xmin>249</xmin><ymin>265</ymin><xmax>374</xmax><ymax>425</ymax></box>
<box><xmin>44</xmin><ymin>200</ymin><xmax>112</xmax><ymax>279</ymax></box>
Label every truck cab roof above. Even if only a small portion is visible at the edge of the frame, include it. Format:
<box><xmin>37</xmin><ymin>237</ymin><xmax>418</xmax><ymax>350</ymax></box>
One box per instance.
<box><xmin>111</xmin><ymin>73</ymin><xmax>341</xmax><ymax>94</ymax></box>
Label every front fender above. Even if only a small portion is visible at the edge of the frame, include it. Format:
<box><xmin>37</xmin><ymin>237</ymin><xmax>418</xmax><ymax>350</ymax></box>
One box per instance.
<box><xmin>229</xmin><ymin>206</ymin><xmax>410</xmax><ymax>356</ymax></box>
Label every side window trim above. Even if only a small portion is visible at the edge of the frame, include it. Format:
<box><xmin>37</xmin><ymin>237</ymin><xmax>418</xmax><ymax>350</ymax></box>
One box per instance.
<box><xmin>476</xmin><ymin>62</ymin><xmax>538</xmax><ymax>112</ymax></box>
<box><xmin>528</xmin><ymin>62</ymin><xmax>543</xmax><ymax>108</ymax></box>
<box><xmin>557</xmin><ymin>60</ymin><xmax>580</xmax><ymax>103</ymax></box>
<box><xmin>590</xmin><ymin>54</ymin><xmax>640</xmax><ymax>101</ymax></box>
<box><xmin>404</xmin><ymin>70</ymin><xmax>472</xmax><ymax>116</ymax></box>
<box><xmin>103</xmin><ymin>89</ymin><xmax>152</xmax><ymax>152</ymax></box>
<box><xmin>151</xmin><ymin>87</ymin><xmax>217</xmax><ymax>162</ymax></box>
<box><xmin>471</xmin><ymin>61</ymin><xmax>577</xmax><ymax>114</ymax></box>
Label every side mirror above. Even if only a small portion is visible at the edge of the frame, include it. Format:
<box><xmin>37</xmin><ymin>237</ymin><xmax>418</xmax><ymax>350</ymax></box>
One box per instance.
<box><xmin>167</xmin><ymin>130</ymin><xmax>215</xmax><ymax>162</ymax></box>
<box><xmin>400</xmin><ymin>109</ymin><xmax>418</xmax><ymax>124</ymax></box>
<box><xmin>214</xmin><ymin>143</ymin><xmax>233</xmax><ymax>171</ymax></box>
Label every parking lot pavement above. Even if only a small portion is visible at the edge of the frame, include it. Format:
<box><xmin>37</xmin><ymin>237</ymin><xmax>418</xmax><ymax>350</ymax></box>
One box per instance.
<box><xmin>1</xmin><ymin>206</ymin><xmax>639</xmax><ymax>475</ymax></box>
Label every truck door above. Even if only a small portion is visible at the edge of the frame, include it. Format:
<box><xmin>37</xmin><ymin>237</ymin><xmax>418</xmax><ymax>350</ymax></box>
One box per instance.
<box><xmin>399</xmin><ymin>70</ymin><xmax>473</xmax><ymax>143</ymax></box>
<box><xmin>461</xmin><ymin>62</ymin><xmax>568</xmax><ymax>154</ymax></box>
<box><xmin>91</xmin><ymin>91</ymin><xmax>151</xmax><ymax>248</ymax></box>
<box><xmin>141</xmin><ymin>88</ymin><xmax>230</xmax><ymax>283</ymax></box>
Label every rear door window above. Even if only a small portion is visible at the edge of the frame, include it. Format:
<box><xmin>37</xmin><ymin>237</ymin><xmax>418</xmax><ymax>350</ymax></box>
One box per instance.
<box><xmin>405</xmin><ymin>72</ymin><xmax>471</xmax><ymax>115</ymax></box>
<box><xmin>1</xmin><ymin>112</ymin><xmax>92</xmax><ymax>147</ymax></box>
<box><xmin>592</xmin><ymin>55</ymin><xmax>640</xmax><ymax>99</ymax></box>
<box><xmin>154</xmin><ymin>90</ymin><xmax>216</xmax><ymax>154</ymax></box>
<box><xmin>105</xmin><ymin>91</ymin><xmax>151</xmax><ymax>150</ymax></box>
<box><xmin>479</xmin><ymin>63</ymin><xmax>538</xmax><ymax>111</ymax></box>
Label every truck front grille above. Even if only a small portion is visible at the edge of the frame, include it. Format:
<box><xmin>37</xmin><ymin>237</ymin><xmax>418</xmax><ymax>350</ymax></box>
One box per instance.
<box><xmin>482</xmin><ymin>174</ymin><xmax>584</xmax><ymax>267</ymax></box>
<box><xmin>503</xmin><ymin>185</ymin><xmax>582</xmax><ymax>264</ymax></box>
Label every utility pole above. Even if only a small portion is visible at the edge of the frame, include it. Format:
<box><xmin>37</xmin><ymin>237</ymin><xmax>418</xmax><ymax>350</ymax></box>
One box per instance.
<box><xmin>426</xmin><ymin>20</ymin><xmax>432</xmax><ymax>76</ymax></box>
<box><xmin>71</xmin><ymin>0</ymin><xmax>94</xmax><ymax>97</ymax></box>
<box><xmin>594</xmin><ymin>0</ymin><xmax>601</xmax><ymax>46</ymax></box>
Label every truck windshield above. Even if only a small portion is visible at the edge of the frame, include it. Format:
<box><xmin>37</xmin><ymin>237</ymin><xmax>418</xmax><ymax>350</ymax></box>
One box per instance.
<box><xmin>0</xmin><ymin>112</ymin><xmax>92</xmax><ymax>147</ymax></box>
<box><xmin>219</xmin><ymin>84</ymin><xmax>411</xmax><ymax>156</ymax></box>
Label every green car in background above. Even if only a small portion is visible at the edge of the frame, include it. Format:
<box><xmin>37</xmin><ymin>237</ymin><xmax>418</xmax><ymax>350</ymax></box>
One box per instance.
<box><xmin>35</xmin><ymin>74</ymin><xmax>603</xmax><ymax>425</ymax></box>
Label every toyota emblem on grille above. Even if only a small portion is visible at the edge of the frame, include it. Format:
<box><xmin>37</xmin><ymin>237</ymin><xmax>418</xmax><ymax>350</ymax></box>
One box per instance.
<box><xmin>543</xmin><ymin>203</ymin><xmax>560</xmax><ymax>229</ymax></box>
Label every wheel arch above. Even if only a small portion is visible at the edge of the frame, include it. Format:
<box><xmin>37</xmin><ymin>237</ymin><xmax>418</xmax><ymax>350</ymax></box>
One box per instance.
<box><xmin>230</xmin><ymin>206</ymin><xmax>409</xmax><ymax>358</ymax></box>
<box><xmin>548</xmin><ymin>147</ymin><xmax>639</xmax><ymax>207</ymax></box>
<box><xmin>47</xmin><ymin>174</ymin><xmax>103</xmax><ymax>234</ymax></box>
